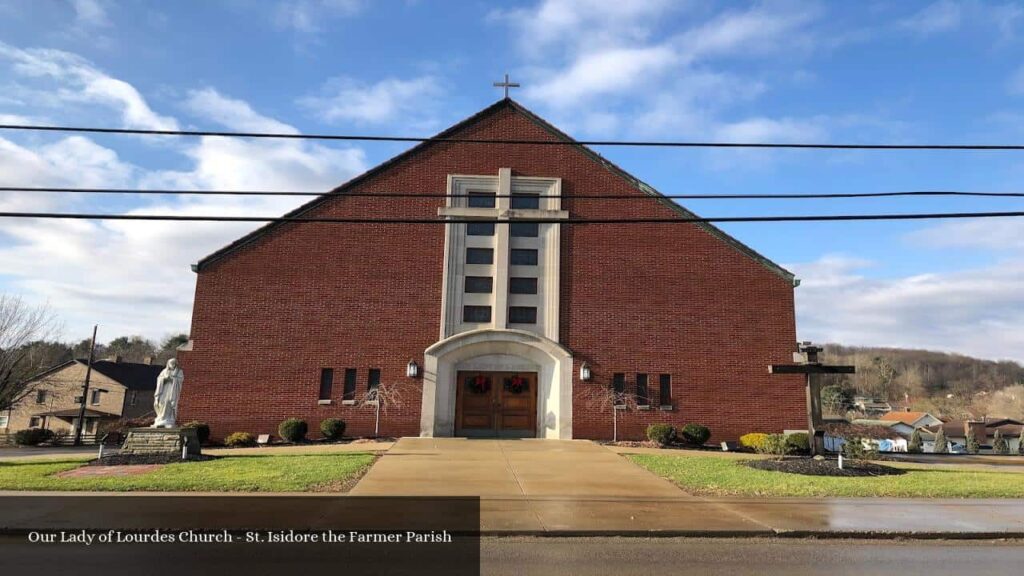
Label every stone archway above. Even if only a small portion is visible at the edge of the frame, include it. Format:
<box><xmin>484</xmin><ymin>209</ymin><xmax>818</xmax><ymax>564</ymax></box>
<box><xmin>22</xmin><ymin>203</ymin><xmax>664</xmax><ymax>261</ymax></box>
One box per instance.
<box><xmin>420</xmin><ymin>329</ymin><xmax>574</xmax><ymax>439</ymax></box>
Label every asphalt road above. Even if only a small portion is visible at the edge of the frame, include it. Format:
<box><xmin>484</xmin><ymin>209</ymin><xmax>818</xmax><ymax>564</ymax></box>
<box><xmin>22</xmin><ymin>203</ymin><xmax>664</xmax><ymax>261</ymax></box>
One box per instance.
<box><xmin>2</xmin><ymin>536</ymin><xmax>1023</xmax><ymax>575</ymax></box>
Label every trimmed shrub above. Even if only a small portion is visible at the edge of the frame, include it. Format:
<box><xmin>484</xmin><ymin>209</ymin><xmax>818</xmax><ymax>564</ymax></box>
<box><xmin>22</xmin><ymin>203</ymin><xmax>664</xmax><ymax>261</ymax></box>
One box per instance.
<box><xmin>785</xmin><ymin>432</ymin><xmax>809</xmax><ymax>454</ymax></box>
<box><xmin>182</xmin><ymin>421</ymin><xmax>211</xmax><ymax>445</ymax></box>
<box><xmin>908</xmin><ymin>429</ymin><xmax>923</xmax><ymax>453</ymax></box>
<box><xmin>966</xmin><ymin>428</ymin><xmax>980</xmax><ymax>454</ymax></box>
<box><xmin>680</xmin><ymin>424</ymin><xmax>711</xmax><ymax>446</ymax></box>
<box><xmin>739</xmin><ymin>433</ymin><xmax>769</xmax><ymax>451</ymax></box>
<box><xmin>278</xmin><ymin>418</ymin><xmax>308</xmax><ymax>443</ymax></box>
<box><xmin>224</xmin><ymin>432</ymin><xmax>256</xmax><ymax>448</ymax></box>
<box><xmin>756</xmin><ymin>433</ymin><xmax>791</xmax><ymax>458</ymax></box>
<box><xmin>320</xmin><ymin>418</ymin><xmax>347</xmax><ymax>441</ymax></box>
<box><xmin>993</xmin><ymin>429</ymin><xmax>1009</xmax><ymax>455</ymax></box>
<box><xmin>841</xmin><ymin>436</ymin><xmax>877</xmax><ymax>460</ymax></box>
<box><xmin>14</xmin><ymin>428</ymin><xmax>54</xmax><ymax>446</ymax></box>
<box><xmin>932</xmin><ymin>428</ymin><xmax>947</xmax><ymax>454</ymax></box>
<box><xmin>645</xmin><ymin>424</ymin><xmax>676</xmax><ymax>446</ymax></box>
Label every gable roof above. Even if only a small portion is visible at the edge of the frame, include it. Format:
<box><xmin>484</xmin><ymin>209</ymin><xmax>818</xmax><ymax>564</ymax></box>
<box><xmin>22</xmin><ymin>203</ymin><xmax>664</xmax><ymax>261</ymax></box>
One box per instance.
<box><xmin>82</xmin><ymin>359</ymin><xmax>165</xmax><ymax>391</ymax></box>
<box><xmin>193</xmin><ymin>98</ymin><xmax>794</xmax><ymax>281</ymax></box>
<box><xmin>879</xmin><ymin>411</ymin><xmax>937</xmax><ymax>425</ymax></box>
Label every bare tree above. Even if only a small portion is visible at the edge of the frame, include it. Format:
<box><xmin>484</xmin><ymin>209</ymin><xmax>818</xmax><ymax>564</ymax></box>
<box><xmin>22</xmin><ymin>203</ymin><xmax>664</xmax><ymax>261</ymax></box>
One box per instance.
<box><xmin>582</xmin><ymin>384</ymin><xmax>639</xmax><ymax>443</ymax></box>
<box><xmin>361</xmin><ymin>382</ymin><xmax>406</xmax><ymax>437</ymax></box>
<box><xmin>0</xmin><ymin>295</ymin><xmax>60</xmax><ymax>412</ymax></box>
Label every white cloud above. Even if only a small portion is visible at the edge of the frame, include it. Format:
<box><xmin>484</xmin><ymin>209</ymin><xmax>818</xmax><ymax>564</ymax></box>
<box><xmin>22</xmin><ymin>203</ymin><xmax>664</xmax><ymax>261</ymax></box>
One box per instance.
<box><xmin>898</xmin><ymin>0</ymin><xmax>962</xmax><ymax>36</ymax></box>
<box><xmin>299</xmin><ymin>76</ymin><xmax>442</xmax><ymax>126</ymax></box>
<box><xmin>0</xmin><ymin>49</ymin><xmax>367</xmax><ymax>342</ymax></box>
<box><xmin>906</xmin><ymin>218</ymin><xmax>1024</xmax><ymax>252</ymax></box>
<box><xmin>790</xmin><ymin>254</ymin><xmax>1024</xmax><ymax>362</ymax></box>
<box><xmin>0</xmin><ymin>42</ymin><xmax>178</xmax><ymax>130</ymax></box>
<box><xmin>70</xmin><ymin>0</ymin><xmax>110</xmax><ymax>28</ymax></box>
<box><xmin>525</xmin><ymin>46</ymin><xmax>676</xmax><ymax>107</ymax></box>
<box><xmin>274</xmin><ymin>0</ymin><xmax>363</xmax><ymax>33</ymax></box>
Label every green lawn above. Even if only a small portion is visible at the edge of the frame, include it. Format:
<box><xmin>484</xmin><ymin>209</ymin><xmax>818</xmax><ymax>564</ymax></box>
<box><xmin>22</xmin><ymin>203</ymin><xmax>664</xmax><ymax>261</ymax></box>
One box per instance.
<box><xmin>0</xmin><ymin>453</ymin><xmax>377</xmax><ymax>492</ymax></box>
<box><xmin>628</xmin><ymin>454</ymin><xmax>1024</xmax><ymax>498</ymax></box>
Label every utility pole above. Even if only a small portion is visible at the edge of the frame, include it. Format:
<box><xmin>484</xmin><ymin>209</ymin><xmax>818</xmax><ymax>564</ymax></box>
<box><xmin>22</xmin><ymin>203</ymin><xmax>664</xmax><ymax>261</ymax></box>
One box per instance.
<box><xmin>770</xmin><ymin>342</ymin><xmax>856</xmax><ymax>456</ymax></box>
<box><xmin>73</xmin><ymin>325</ymin><xmax>98</xmax><ymax>447</ymax></box>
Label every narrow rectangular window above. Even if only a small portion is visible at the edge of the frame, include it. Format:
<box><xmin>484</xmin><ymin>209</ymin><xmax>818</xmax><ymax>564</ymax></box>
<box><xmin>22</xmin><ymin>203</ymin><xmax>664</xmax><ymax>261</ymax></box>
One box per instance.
<box><xmin>464</xmin><ymin>276</ymin><xmax>493</xmax><ymax>293</ymax></box>
<box><xmin>368</xmin><ymin>368</ymin><xmax>381</xmax><ymax>391</ymax></box>
<box><xmin>467</xmin><ymin>222</ymin><xmax>495</xmax><ymax>236</ymax></box>
<box><xmin>636</xmin><ymin>373</ymin><xmax>649</xmax><ymax>406</ymax></box>
<box><xmin>343</xmin><ymin>368</ymin><xmax>357</xmax><ymax>401</ymax></box>
<box><xmin>510</xmin><ymin>249</ymin><xmax>538</xmax><ymax>266</ymax></box>
<box><xmin>29</xmin><ymin>416</ymin><xmax>41</xmax><ymax>427</ymax></box>
<box><xmin>510</xmin><ymin>193</ymin><xmax>540</xmax><ymax>210</ymax></box>
<box><xmin>90</xmin><ymin>390</ymin><xmax>101</xmax><ymax>405</ymax></box>
<box><xmin>35</xmin><ymin>390</ymin><xmax>46</xmax><ymax>404</ymax></box>
<box><xmin>466</xmin><ymin>247</ymin><xmax>494</xmax><ymax>265</ymax></box>
<box><xmin>463</xmin><ymin>305</ymin><xmax>491</xmax><ymax>323</ymax></box>
<box><xmin>510</xmin><ymin>222</ymin><xmax>539</xmax><ymax>237</ymax></box>
<box><xmin>508</xmin><ymin>306</ymin><xmax>537</xmax><ymax>324</ymax></box>
<box><xmin>659</xmin><ymin>374</ymin><xmax>672</xmax><ymax>406</ymax></box>
<box><xmin>509</xmin><ymin>277</ymin><xmax>537</xmax><ymax>294</ymax></box>
<box><xmin>128</xmin><ymin>390</ymin><xmax>137</xmax><ymax>407</ymax></box>
<box><xmin>467</xmin><ymin>192</ymin><xmax>496</xmax><ymax>208</ymax></box>
<box><xmin>612</xmin><ymin>373</ymin><xmax>625</xmax><ymax>405</ymax></box>
<box><xmin>319</xmin><ymin>368</ymin><xmax>334</xmax><ymax>400</ymax></box>
<box><xmin>0</xmin><ymin>414</ymin><xmax>8</xmax><ymax>428</ymax></box>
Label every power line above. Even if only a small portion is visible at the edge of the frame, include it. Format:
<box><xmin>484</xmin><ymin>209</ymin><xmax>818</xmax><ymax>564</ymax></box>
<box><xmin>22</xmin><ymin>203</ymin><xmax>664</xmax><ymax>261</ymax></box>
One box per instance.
<box><xmin>2</xmin><ymin>123</ymin><xmax>1024</xmax><ymax>150</ymax></box>
<box><xmin>3</xmin><ymin>186</ymin><xmax>1024</xmax><ymax>200</ymax></box>
<box><xmin>2</xmin><ymin>211</ymin><xmax>1023</xmax><ymax>224</ymax></box>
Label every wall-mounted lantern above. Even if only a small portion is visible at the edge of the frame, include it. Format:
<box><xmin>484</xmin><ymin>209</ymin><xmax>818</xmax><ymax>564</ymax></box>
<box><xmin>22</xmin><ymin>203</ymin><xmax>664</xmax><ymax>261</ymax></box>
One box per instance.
<box><xmin>406</xmin><ymin>359</ymin><xmax>420</xmax><ymax>378</ymax></box>
<box><xmin>579</xmin><ymin>361</ymin><xmax>592</xmax><ymax>382</ymax></box>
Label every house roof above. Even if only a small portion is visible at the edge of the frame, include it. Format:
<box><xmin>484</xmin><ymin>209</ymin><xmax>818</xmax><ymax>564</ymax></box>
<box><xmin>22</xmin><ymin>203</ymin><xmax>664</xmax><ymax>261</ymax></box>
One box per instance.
<box><xmin>927</xmin><ymin>418</ymin><xmax>1024</xmax><ymax>438</ymax></box>
<box><xmin>35</xmin><ymin>408</ymin><xmax>120</xmax><ymax>419</ymax></box>
<box><xmin>192</xmin><ymin>98</ymin><xmax>795</xmax><ymax>282</ymax></box>
<box><xmin>79</xmin><ymin>359</ymin><xmax>165</xmax><ymax>391</ymax></box>
<box><xmin>852</xmin><ymin>419</ymin><xmax>906</xmax><ymax>428</ymax></box>
<box><xmin>879</xmin><ymin>411</ymin><xmax>934</xmax><ymax>425</ymax></box>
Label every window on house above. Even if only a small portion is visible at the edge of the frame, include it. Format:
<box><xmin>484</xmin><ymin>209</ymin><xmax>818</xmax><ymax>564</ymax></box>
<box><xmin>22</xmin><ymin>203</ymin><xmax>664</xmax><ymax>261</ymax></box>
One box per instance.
<box><xmin>319</xmin><ymin>368</ymin><xmax>334</xmax><ymax>401</ymax></box>
<box><xmin>508</xmin><ymin>306</ymin><xmax>537</xmax><ymax>324</ymax></box>
<box><xmin>636</xmin><ymin>373</ymin><xmax>649</xmax><ymax>406</ymax></box>
<box><xmin>29</xmin><ymin>416</ymin><xmax>41</xmax><ymax>427</ymax></box>
<box><xmin>467</xmin><ymin>222</ymin><xmax>495</xmax><ymax>236</ymax></box>
<box><xmin>612</xmin><ymin>373</ymin><xmax>625</xmax><ymax>405</ymax></box>
<box><xmin>463</xmin><ymin>305</ymin><xmax>491</xmax><ymax>323</ymax></box>
<box><xmin>510</xmin><ymin>249</ymin><xmax>538</xmax><ymax>266</ymax></box>
<box><xmin>509</xmin><ymin>277</ymin><xmax>538</xmax><ymax>294</ymax></box>
<box><xmin>510</xmin><ymin>222</ymin><xmax>539</xmax><ymax>237</ymax></box>
<box><xmin>659</xmin><ymin>374</ymin><xmax>672</xmax><ymax>406</ymax></box>
<box><xmin>467</xmin><ymin>192</ymin><xmax>496</xmax><ymax>208</ymax></box>
<box><xmin>90</xmin><ymin>390</ymin><xmax>102</xmax><ymax>405</ymax></box>
<box><xmin>466</xmin><ymin>247</ymin><xmax>494</xmax><ymax>265</ymax></box>
<box><xmin>35</xmin><ymin>390</ymin><xmax>46</xmax><ymax>404</ymax></box>
<box><xmin>368</xmin><ymin>369</ymin><xmax>380</xmax><ymax>392</ymax></box>
<box><xmin>0</xmin><ymin>414</ymin><xmax>8</xmax><ymax>428</ymax></box>
<box><xmin>464</xmin><ymin>276</ymin><xmax>493</xmax><ymax>293</ymax></box>
<box><xmin>85</xmin><ymin>419</ymin><xmax>97</xmax><ymax>434</ymax></box>
<box><xmin>128</xmin><ymin>390</ymin><xmax>137</xmax><ymax>407</ymax></box>
<box><xmin>510</xmin><ymin>193</ymin><xmax>540</xmax><ymax>210</ymax></box>
<box><xmin>343</xmin><ymin>369</ymin><xmax>357</xmax><ymax>401</ymax></box>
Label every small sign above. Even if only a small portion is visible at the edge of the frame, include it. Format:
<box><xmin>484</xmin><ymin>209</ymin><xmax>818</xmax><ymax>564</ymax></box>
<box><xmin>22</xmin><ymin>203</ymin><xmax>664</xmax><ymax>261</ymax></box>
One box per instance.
<box><xmin>256</xmin><ymin>434</ymin><xmax>271</xmax><ymax>445</ymax></box>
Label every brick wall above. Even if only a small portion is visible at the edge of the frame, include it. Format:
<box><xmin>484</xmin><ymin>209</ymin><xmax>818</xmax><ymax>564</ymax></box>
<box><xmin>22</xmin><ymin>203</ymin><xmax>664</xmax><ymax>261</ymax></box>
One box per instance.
<box><xmin>178</xmin><ymin>102</ymin><xmax>804</xmax><ymax>442</ymax></box>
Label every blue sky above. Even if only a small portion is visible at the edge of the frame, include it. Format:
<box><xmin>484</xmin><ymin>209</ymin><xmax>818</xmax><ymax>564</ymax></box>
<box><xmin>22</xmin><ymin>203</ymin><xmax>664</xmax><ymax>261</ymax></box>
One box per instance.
<box><xmin>0</xmin><ymin>0</ymin><xmax>1023</xmax><ymax>360</ymax></box>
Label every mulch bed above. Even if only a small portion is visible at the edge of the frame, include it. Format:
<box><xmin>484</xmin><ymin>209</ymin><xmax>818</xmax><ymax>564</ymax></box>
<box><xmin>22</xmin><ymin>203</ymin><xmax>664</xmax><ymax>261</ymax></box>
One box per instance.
<box><xmin>744</xmin><ymin>457</ymin><xmax>905</xmax><ymax>477</ymax></box>
<box><xmin>87</xmin><ymin>453</ymin><xmax>219</xmax><ymax>466</ymax></box>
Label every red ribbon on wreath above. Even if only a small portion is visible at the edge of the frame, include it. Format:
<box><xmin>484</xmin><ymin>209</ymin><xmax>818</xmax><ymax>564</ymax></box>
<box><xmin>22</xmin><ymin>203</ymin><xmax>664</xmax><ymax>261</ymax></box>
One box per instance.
<box><xmin>505</xmin><ymin>376</ymin><xmax>528</xmax><ymax>395</ymax></box>
<box><xmin>467</xmin><ymin>375</ymin><xmax>491</xmax><ymax>394</ymax></box>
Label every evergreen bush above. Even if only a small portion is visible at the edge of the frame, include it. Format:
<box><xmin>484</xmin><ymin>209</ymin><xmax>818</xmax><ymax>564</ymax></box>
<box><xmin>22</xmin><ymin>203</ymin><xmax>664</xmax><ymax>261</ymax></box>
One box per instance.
<box><xmin>278</xmin><ymin>418</ymin><xmax>308</xmax><ymax>443</ymax></box>
<box><xmin>993</xmin><ymin>429</ymin><xmax>1009</xmax><ymax>455</ymax></box>
<box><xmin>966</xmin><ymin>428</ymin><xmax>980</xmax><ymax>454</ymax></box>
<box><xmin>224</xmin><ymin>432</ymin><xmax>256</xmax><ymax>447</ymax></box>
<box><xmin>320</xmin><ymin>418</ymin><xmax>347</xmax><ymax>441</ymax></box>
<box><xmin>13</xmin><ymin>428</ymin><xmax>54</xmax><ymax>446</ymax></box>
<box><xmin>908</xmin><ymin>429</ymin><xmax>923</xmax><ymax>453</ymax></box>
<box><xmin>756</xmin><ymin>433</ymin><xmax>791</xmax><ymax>458</ymax></box>
<box><xmin>680</xmin><ymin>423</ymin><xmax>711</xmax><ymax>446</ymax></box>
<box><xmin>645</xmin><ymin>424</ymin><xmax>676</xmax><ymax>446</ymax></box>
<box><xmin>785</xmin><ymin>432</ymin><xmax>810</xmax><ymax>454</ymax></box>
<box><xmin>932</xmin><ymin>428</ymin><xmax>947</xmax><ymax>454</ymax></box>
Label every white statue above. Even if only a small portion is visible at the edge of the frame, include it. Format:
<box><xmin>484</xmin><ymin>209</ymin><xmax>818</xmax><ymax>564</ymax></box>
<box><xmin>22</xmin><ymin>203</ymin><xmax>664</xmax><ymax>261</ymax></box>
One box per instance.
<box><xmin>152</xmin><ymin>359</ymin><xmax>184</xmax><ymax>428</ymax></box>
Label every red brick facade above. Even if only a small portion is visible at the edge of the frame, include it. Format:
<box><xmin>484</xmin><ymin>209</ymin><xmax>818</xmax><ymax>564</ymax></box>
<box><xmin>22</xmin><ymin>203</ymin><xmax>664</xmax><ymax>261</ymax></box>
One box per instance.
<box><xmin>178</xmin><ymin>100</ymin><xmax>804</xmax><ymax>442</ymax></box>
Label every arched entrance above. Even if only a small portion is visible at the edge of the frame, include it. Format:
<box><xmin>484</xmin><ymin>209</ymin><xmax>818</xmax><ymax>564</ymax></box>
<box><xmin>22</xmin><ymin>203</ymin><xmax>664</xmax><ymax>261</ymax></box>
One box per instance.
<box><xmin>419</xmin><ymin>329</ymin><xmax>574</xmax><ymax>439</ymax></box>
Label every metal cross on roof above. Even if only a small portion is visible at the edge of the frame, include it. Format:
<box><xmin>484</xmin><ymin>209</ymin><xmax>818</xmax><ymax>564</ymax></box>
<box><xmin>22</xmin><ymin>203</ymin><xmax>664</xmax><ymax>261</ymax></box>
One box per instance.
<box><xmin>493</xmin><ymin>73</ymin><xmax>520</xmax><ymax>98</ymax></box>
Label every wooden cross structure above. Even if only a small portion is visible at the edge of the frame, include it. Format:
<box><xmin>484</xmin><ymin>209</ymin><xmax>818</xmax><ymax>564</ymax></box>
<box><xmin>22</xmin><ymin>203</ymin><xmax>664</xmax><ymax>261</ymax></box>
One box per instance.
<box><xmin>769</xmin><ymin>342</ymin><xmax>855</xmax><ymax>456</ymax></box>
<box><xmin>493</xmin><ymin>73</ymin><xmax>520</xmax><ymax>98</ymax></box>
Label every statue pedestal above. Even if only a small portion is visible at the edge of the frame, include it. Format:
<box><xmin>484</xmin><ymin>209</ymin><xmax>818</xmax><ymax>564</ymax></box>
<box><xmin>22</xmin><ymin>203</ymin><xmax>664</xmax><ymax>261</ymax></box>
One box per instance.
<box><xmin>122</xmin><ymin>427</ymin><xmax>201</xmax><ymax>456</ymax></box>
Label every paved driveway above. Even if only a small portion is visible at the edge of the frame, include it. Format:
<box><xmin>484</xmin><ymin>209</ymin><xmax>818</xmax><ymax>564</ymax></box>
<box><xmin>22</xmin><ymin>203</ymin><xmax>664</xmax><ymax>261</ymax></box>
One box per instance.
<box><xmin>350</xmin><ymin>437</ymin><xmax>688</xmax><ymax>499</ymax></box>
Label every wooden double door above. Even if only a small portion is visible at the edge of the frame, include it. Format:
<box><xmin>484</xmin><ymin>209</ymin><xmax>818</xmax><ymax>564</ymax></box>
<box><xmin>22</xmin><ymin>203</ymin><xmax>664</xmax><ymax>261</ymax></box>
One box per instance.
<box><xmin>455</xmin><ymin>371</ymin><xmax>538</xmax><ymax>438</ymax></box>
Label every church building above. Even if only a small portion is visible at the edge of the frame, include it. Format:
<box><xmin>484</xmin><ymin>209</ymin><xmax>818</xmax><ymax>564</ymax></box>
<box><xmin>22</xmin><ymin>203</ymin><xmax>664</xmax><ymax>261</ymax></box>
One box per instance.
<box><xmin>177</xmin><ymin>98</ymin><xmax>805</xmax><ymax>442</ymax></box>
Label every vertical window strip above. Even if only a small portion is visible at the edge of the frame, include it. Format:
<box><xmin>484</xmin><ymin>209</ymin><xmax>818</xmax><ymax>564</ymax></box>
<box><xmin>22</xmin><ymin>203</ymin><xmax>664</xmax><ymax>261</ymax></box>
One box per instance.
<box><xmin>318</xmin><ymin>368</ymin><xmax>334</xmax><ymax>400</ymax></box>
<box><xmin>636</xmin><ymin>373</ymin><xmax>649</xmax><ymax>406</ymax></box>
<box><xmin>343</xmin><ymin>368</ymin><xmax>357</xmax><ymax>401</ymax></box>
<box><xmin>659</xmin><ymin>374</ymin><xmax>672</xmax><ymax>406</ymax></box>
